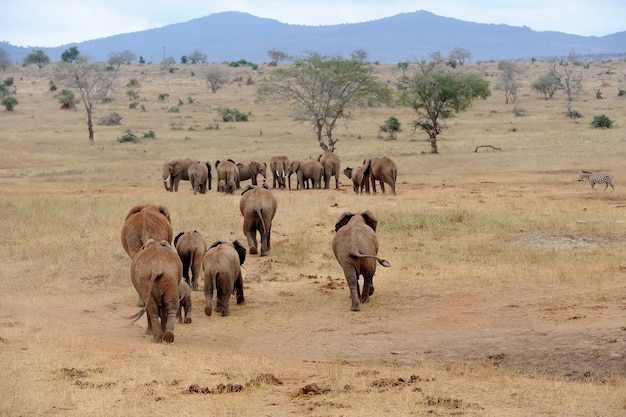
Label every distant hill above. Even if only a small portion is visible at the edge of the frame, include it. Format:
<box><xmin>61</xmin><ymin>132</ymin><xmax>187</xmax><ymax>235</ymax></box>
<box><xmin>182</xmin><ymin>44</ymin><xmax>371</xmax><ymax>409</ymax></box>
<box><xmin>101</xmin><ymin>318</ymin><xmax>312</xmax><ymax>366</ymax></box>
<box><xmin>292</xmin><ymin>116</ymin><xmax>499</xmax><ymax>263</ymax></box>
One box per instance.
<box><xmin>2</xmin><ymin>10</ymin><xmax>625</xmax><ymax>64</ymax></box>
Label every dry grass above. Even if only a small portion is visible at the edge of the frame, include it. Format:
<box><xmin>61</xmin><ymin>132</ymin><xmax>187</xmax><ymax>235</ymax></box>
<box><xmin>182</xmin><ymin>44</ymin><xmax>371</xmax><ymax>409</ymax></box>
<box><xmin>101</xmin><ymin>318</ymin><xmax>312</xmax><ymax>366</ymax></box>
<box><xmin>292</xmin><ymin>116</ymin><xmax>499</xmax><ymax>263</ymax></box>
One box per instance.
<box><xmin>1</xmin><ymin>59</ymin><xmax>626</xmax><ymax>416</ymax></box>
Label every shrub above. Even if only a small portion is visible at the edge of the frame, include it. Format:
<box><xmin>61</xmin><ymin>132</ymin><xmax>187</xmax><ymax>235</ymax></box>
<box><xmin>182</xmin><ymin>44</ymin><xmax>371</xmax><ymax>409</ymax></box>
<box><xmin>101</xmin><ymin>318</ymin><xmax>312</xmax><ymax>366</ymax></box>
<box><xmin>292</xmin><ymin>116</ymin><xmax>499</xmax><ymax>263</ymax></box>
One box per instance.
<box><xmin>126</xmin><ymin>78</ymin><xmax>140</xmax><ymax>88</ymax></box>
<box><xmin>379</xmin><ymin>116</ymin><xmax>401</xmax><ymax>140</ymax></box>
<box><xmin>117</xmin><ymin>130</ymin><xmax>138</xmax><ymax>143</ymax></box>
<box><xmin>2</xmin><ymin>96</ymin><xmax>18</xmax><ymax>111</ymax></box>
<box><xmin>158</xmin><ymin>93</ymin><xmax>169</xmax><ymax>102</ymax></box>
<box><xmin>143</xmin><ymin>130</ymin><xmax>156</xmax><ymax>139</ymax></box>
<box><xmin>126</xmin><ymin>89</ymin><xmax>139</xmax><ymax>100</ymax></box>
<box><xmin>99</xmin><ymin>112</ymin><xmax>123</xmax><ymax>125</ymax></box>
<box><xmin>101</xmin><ymin>97</ymin><xmax>114</xmax><ymax>103</ymax></box>
<box><xmin>129</xmin><ymin>101</ymin><xmax>138</xmax><ymax>109</ymax></box>
<box><xmin>217</xmin><ymin>107</ymin><xmax>250</xmax><ymax>122</ymax></box>
<box><xmin>590</xmin><ymin>114</ymin><xmax>614</xmax><ymax>128</ymax></box>
<box><xmin>513</xmin><ymin>106</ymin><xmax>526</xmax><ymax>116</ymax></box>
<box><xmin>55</xmin><ymin>89</ymin><xmax>77</xmax><ymax>109</ymax></box>
<box><xmin>618</xmin><ymin>88</ymin><xmax>625</xmax><ymax>97</ymax></box>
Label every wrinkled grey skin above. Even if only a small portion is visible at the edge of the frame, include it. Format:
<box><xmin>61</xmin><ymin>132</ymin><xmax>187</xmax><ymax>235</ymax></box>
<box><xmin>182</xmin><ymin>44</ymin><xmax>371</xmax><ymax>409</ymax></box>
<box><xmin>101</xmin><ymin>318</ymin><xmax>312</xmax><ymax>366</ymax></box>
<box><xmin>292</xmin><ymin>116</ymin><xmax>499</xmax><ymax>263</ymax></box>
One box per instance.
<box><xmin>162</xmin><ymin>158</ymin><xmax>199</xmax><ymax>192</ymax></box>
<box><xmin>270</xmin><ymin>155</ymin><xmax>289</xmax><ymax>189</ymax></box>
<box><xmin>173</xmin><ymin>230</ymin><xmax>208</xmax><ymax>291</ymax></box>
<box><xmin>364</xmin><ymin>157</ymin><xmax>397</xmax><ymax>195</ymax></box>
<box><xmin>332</xmin><ymin>211</ymin><xmax>390</xmax><ymax>311</ymax></box>
<box><xmin>343</xmin><ymin>165</ymin><xmax>371</xmax><ymax>194</ymax></box>
<box><xmin>129</xmin><ymin>239</ymin><xmax>182</xmax><ymax>342</ymax></box>
<box><xmin>240</xmin><ymin>184</ymin><xmax>277</xmax><ymax>256</ymax></box>
<box><xmin>121</xmin><ymin>204</ymin><xmax>173</xmax><ymax>259</ymax></box>
<box><xmin>178</xmin><ymin>279</ymin><xmax>192</xmax><ymax>324</ymax></box>
<box><xmin>288</xmin><ymin>159</ymin><xmax>323</xmax><ymax>190</ymax></box>
<box><xmin>215</xmin><ymin>159</ymin><xmax>240</xmax><ymax>194</ymax></box>
<box><xmin>237</xmin><ymin>161</ymin><xmax>267</xmax><ymax>186</ymax></box>
<box><xmin>188</xmin><ymin>162</ymin><xmax>212</xmax><ymax>194</ymax></box>
<box><xmin>202</xmin><ymin>240</ymin><xmax>247</xmax><ymax>317</ymax></box>
<box><xmin>318</xmin><ymin>150</ymin><xmax>341</xmax><ymax>189</ymax></box>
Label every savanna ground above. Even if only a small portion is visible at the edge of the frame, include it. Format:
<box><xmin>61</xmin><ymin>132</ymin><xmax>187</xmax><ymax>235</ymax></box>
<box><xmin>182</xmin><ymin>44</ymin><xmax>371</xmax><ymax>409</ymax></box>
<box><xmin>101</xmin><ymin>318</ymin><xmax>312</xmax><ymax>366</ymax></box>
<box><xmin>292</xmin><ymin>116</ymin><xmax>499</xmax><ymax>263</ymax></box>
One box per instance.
<box><xmin>1</xmin><ymin>58</ymin><xmax>626</xmax><ymax>416</ymax></box>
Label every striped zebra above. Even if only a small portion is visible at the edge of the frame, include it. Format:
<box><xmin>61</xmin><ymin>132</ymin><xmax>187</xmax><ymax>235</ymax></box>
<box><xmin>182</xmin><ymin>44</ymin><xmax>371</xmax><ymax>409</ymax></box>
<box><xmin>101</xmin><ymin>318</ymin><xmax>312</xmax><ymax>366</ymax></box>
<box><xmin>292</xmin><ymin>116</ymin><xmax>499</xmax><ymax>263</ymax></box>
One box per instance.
<box><xmin>578</xmin><ymin>171</ymin><xmax>614</xmax><ymax>191</ymax></box>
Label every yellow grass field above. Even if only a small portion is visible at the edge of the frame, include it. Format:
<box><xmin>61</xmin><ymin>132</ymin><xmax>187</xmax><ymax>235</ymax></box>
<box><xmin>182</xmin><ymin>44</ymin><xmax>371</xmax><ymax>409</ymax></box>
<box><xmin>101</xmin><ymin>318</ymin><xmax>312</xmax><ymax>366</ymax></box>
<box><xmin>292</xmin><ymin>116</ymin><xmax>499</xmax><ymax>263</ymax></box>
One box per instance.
<box><xmin>1</xmin><ymin>59</ymin><xmax>625</xmax><ymax>416</ymax></box>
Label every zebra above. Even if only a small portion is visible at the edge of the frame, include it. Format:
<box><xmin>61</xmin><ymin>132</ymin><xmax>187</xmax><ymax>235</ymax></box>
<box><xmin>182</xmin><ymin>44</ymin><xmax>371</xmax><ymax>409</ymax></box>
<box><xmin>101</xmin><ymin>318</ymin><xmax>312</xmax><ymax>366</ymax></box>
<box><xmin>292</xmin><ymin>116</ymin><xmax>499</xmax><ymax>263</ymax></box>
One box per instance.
<box><xmin>578</xmin><ymin>171</ymin><xmax>614</xmax><ymax>191</ymax></box>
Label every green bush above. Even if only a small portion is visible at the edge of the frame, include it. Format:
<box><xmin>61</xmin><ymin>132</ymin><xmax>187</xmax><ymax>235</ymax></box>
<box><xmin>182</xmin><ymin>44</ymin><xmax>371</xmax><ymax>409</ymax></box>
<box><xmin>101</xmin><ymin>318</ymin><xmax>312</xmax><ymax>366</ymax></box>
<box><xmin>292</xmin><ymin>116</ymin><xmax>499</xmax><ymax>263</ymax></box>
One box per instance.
<box><xmin>590</xmin><ymin>114</ymin><xmax>614</xmax><ymax>128</ymax></box>
<box><xmin>158</xmin><ymin>93</ymin><xmax>169</xmax><ymax>102</ymax></box>
<box><xmin>56</xmin><ymin>89</ymin><xmax>77</xmax><ymax>109</ymax></box>
<box><xmin>2</xmin><ymin>96</ymin><xmax>18</xmax><ymax>111</ymax></box>
<box><xmin>379</xmin><ymin>116</ymin><xmax>401</xmax><ymax>140</ymax></box>
<box><xmin>117</xmin><ymin>130</ymin><xmax>138</xmax><ymax>143</ymax></box>
<box><xmin>618</xmin><ymin>88</ymin><xmax>625</xmax><ymax>97</ymax></box>
<box><xmin>217</xmin><ymin>107</ymin><xmax>250</xmax><ymax>122</ymax></box>
<box><xmin>143</xmin><ymin>130</ymin><xmax>156</xmax><ymax>139</ymax></box>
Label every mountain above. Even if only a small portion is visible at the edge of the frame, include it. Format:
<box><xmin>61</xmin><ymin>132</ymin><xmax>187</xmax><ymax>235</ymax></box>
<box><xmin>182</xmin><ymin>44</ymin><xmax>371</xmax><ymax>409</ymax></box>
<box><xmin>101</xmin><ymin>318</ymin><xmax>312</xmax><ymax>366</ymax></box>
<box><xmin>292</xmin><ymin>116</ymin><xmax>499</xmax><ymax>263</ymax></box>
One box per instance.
<box><xmin>2</xmin><ymin>10</ymin><xmax>625</xmax><ymax>64</ymax></box>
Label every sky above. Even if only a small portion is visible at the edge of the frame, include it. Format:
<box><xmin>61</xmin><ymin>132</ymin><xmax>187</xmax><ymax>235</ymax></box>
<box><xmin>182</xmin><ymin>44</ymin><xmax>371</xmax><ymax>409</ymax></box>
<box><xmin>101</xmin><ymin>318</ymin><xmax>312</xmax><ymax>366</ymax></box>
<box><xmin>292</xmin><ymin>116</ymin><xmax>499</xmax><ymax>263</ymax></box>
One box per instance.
<box><xmin>1</xmin><ymin>0</ymin><xmax>624</xmax><ymax>47</ymax></box>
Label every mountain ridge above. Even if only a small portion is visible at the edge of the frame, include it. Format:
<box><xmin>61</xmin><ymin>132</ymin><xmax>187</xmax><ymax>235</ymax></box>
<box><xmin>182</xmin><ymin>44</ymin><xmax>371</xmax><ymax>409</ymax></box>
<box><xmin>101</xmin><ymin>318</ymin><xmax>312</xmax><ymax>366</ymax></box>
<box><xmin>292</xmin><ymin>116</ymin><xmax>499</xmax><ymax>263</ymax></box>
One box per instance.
<box><xmin>2</xmin><ymin>10</ymin><xmax>625</xmax><ymax>63</ymax></box>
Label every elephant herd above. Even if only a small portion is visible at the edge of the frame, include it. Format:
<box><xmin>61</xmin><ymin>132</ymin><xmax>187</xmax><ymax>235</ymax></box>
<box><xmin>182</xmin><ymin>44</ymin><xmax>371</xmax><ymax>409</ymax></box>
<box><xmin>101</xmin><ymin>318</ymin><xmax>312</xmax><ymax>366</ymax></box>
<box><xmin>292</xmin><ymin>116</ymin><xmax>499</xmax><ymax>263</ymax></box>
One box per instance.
<box><xmin>162</xmin><ymin>153</ymin><xmax>398</xmax><ymax>195</ymax></box>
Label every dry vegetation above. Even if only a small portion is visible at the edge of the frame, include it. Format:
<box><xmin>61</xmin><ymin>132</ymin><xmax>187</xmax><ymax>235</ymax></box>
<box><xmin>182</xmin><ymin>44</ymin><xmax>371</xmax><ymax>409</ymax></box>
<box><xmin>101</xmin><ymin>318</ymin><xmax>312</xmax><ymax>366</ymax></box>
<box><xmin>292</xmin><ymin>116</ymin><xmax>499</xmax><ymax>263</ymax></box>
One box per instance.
<box><xmin>1</xmin><ymin>58</ymin><xmax>626</xmax><ymax>416</ymax></box>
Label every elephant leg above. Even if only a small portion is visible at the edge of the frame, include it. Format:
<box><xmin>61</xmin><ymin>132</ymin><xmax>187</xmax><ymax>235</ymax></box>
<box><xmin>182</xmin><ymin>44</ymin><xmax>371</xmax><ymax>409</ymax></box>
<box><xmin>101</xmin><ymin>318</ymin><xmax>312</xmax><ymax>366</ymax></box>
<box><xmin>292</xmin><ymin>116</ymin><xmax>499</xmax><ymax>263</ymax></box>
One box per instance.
<box><xmin>216</xmin><ymin>286</ymin><xmax>230</xmax><ymax>316</ymax></box>
<box><xmin>204</xmin><ymin>276</ymin><xmax>214</xmax><ymax>316</ymax></box>
<box><xmin>380</xmin><ymin>181</ymin><xmax>386</xmax><ymax>194</ymax></box>
<box><xmin>181</xmin><ymin>258</ymin><xmax>191</xmax><ymax>285</ymax></box>
<box><xmin>360</xmin><ymin>272</ymin><xmax>374</xmax><ymax>304</ymax></box>
<box><xmin>161</xmin><ymin>305</ymin><xmax>176</xmax><ymax>343</ymax></box>
<box><xmin>235</xmin><ymin>273</ymin><xmax>245</xmax><ymax>305</ymax></box>
<box><xmin>184</xmin><ymin>299</ymin><xmax>192</xmax><ymax>324</ymax></box>
<box><xmin>245</xmin><ymin>230</ymin><xmax>258</xmax><ymax>255</ymax></box>
<box><xmin>260</xmin><ymin>229</ymin><xmax>269</xmax><ymax>257</ymax></box>
<box><xmin>147</xmin><ymin>303</ymin><xmax>163</xmax><ymax>342</ymax></box>
<box><xmin>342</xmin><ymin>266</ymin><xmax>361</xmax><ymax>311</ymax></box>
<box><xmin>190</xmin><ymin>264</ymin><xmax>201</xmax><ymax>291</ymax></box>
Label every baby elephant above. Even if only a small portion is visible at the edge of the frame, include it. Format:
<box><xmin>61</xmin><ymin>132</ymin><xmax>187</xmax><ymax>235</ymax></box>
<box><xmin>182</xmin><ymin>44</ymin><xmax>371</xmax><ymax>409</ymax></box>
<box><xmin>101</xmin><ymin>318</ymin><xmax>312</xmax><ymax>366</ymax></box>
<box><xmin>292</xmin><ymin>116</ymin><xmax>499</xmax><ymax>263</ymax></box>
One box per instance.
<box><xmin>202</xmin><ymin>240</ymin><xmax>247</xmax><ymax>317</ymax></box>
<box><xmin>129</xmin><ymin>239</ymin><xmax>182</xmax><ymax>342</ymax></box>
<box><xmin>332</xmin><ymin>211</ymin><xmax>390</xmax><ymax>311</ymax></box>
<box><xmin>178</xmin><ymin>280</ymin><xmax>192</xmax><ymax>324</ymax></box>
<box><xmin>174</xmin><ymin>230</ymin><xmax>208</xmax><ymax>291</ymax></box>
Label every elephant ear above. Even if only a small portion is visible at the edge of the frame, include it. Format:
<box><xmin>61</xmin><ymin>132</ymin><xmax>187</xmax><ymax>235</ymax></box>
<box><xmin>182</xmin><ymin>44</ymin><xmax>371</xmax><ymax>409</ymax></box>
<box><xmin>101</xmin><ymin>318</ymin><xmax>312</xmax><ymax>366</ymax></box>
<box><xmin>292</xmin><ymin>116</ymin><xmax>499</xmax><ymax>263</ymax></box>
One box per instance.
<box><xmin>157</xmin><ymin>205</ymin><xmax>172</xmax><ymax>223</ymax></box>
<box><xmin>362</xmin><ymin>159</ymin><xmax>372</xmax><ymax>176</ymax></box>
<box><xmin>208</xmin><ymin>240</ymin><xmax>226</xmax><ymax>250</ymax></box>
<box><xmin>360</xmin><ymin>210</ymin><xmax>378</xmax><ymax>232</ymax></box>
<box><xmin>343</xmin><ymin>167</ymin><xmax>352</xmax><ymax>179</ymax></box>
<box><xmin>215</xmin><ymin>160</ymin><xmax>221</xmax><ymax>169</ymax></box>
<box><xmin>232</xmin><ymin>240</ymin><xmax>247</xmax><ymax>265</ymax></box>
<box><xmin>142</xmin><ymin>238</ymin><xmax>156</xmax><ymax>250</ymax></box>
<box><xmin>261</xmin><ymin>183</ymin><xmax>270</xmax><ymax>190</ymax></box>
<box><xmin>334</xmin><ymin>212</ymin><xmax>354</xmax><ymax>232</ymax></box>
<box><xmin>241</xmin><ymin>184</ymin><xmax>255</xmax><ymax>195</ymax></box>
<box><xmin>124</xmin><ymin>204</ymin><xmax>146</xmax><ymax>221</ymax></box>
<box><xmin>173</xmin><ymin>232</ymin><xmax>185</xmax><ymax>247</ymax></box>
<box><xmin>205</xmin><ymin>162</ymin><xmax>211</xmax><ymax>173</ymax></box>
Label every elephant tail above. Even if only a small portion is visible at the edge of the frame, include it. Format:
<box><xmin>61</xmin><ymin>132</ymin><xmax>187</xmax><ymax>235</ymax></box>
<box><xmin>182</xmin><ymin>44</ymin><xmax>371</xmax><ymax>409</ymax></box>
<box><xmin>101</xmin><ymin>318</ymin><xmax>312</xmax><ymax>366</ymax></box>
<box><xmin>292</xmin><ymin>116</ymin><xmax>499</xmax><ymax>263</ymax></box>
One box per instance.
<box><xmin>256</xmin><ymin>207</ymin><xmax>268</xmax><ymax>234</ymax></box>
<box><xmin>123</xmin><ymin>306</ymin><xmax>146</xmax><ymax>324</ymax></box>
<box><xmin>351</xmin><ymin>252</ymin><xmax>391</xmax><ymax>267</ymax></box>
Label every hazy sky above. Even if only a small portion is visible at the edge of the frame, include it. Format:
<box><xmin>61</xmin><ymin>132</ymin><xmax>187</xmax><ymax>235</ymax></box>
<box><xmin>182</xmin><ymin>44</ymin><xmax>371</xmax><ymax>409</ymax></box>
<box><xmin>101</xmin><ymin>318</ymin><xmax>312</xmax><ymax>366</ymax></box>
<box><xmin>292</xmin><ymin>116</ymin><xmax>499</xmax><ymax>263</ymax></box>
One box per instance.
<box><xmin>1</xmin><ymin>0</ymin><xmax>624</xmax><ymax>47</ymax></box>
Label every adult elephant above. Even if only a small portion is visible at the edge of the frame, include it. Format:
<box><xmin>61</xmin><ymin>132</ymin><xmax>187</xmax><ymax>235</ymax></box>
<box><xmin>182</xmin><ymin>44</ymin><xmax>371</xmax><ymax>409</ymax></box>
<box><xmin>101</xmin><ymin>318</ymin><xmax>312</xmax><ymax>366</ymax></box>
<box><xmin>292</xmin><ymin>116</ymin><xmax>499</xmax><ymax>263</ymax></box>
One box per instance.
<box><xmin>173</xmin><ymin>230</ymin><xmax>208</xmax><ymax>291</ymax></box>
<box><xmin>318</xmin><ymin>150</ymin><xmax>341</xmax><ymax>189</ymax></box>
<box><xmin>343</xmin><ymin>166</ymin><xmax>370</xmax><ymax>194</ymax></box>
<box><xmin>270</xmin><ymin>155</ymin><xmax>289</xmax><ymax>189</ymax></box>
<box><xmin>215</xmin><ymin>159</ymin><xmax>240</xmax><ymax>194</ymax></box>
<box><xmin>237</xmin><ymin>161</ymin><xmax>267</xmax><ymax>186</ymax></box>
<box><xmin>364</xmin><ymin>157</ymin><xmax>397</xmax><ymax>195</ymax></box>
<box><xmin>162</xmin><ymin>158</ymin><xmax>199</xmax><ymax>192</ymax></box>
<box><xmin>240</xmin><ymin>184</ymin><xmax>277</xmax><ymax>256</ymax></box>
<box><xmin>332</xmin><ymin>211</ymin><xmax>390</xmax><ymax>311</ymax></box>
<box><xmin>288</xmin><ymin>159</ymin><xmax>323</xmax><ymax>190</ymax></box>
<box><xmin>121</xmin><ymin>204</ymin><xmax>173</xmax><ymax>259</ymax></box>
<box><xmin>128</xmin><ymin>239</ymin><xmax>182</xmax><ymax>343</ymax></box>
<box><xmin>202</xmin><ymin>240</ymin><xmax>247</xmax><ymax>317</ymax></box>
<box><xmin>188</xmin><ymin>162</ymin><xmax>212</xmax><ymax>195</ymax></box>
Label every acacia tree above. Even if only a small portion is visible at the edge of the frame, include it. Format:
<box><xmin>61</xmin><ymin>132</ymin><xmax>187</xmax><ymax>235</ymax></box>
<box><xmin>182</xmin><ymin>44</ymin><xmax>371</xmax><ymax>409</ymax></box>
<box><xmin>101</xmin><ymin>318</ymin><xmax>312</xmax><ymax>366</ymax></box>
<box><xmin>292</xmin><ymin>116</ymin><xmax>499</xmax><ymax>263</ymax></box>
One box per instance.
<box><xmin>495</xmin><ymin>60</ymin><xmax>523</xmax><ymax>104</ymax></box>
<box><xmin>531</xmin><ymin>71</ymin><xmax>560</xmax><ymax>100</ymax></box>
<box><xmin>399</xmin><ymin>56</ymin><xmax>490</xmax><ymax>154</ymax></box>
<box><xmin>549</xmin><ymin>52</ymin><xmax>584</xmax><ymax>118</ymax></box>
<box><xmin>257</xmin><ymin>52</ymin><xmax>389</xmax><ymax>150</ymax></box>
<box><xmin>23</xmin><ymin>50</ymin><xmax>50</xmax><ymax>69</ymax></box>
<box><xmin>55</xmin><ymin>56</ymin><xmax>116</xmax><ymax>145</ymax></box>
<box><xmin>204</xmin><ymin>65</ymin><xmax>228</xmax><ymax>93</ymax></box>
<box><xmin>107</xmin><ymin>50</ymin><xmax>137</xmax><ymax>69</ymax></box>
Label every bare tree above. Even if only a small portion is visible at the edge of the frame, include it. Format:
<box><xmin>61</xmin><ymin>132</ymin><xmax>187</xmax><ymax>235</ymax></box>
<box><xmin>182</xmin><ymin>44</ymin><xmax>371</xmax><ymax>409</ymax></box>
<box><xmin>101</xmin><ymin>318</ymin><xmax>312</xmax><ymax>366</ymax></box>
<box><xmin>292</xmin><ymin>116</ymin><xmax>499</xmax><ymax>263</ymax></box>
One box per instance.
<box><xmin>107</xmin><ymin>50</ymin><xmax>137</xmax><ymax>69</ymax></box>
<box><xmin>549</xmin><ymin>53</ymin><xmax>584</xmax><ymax>117</ymax></box>
<box><xmin>0</xmin><ymin>48</ymin><xmax>11</xmax><ymax>71</ymax></box>
<box><xmin>448</xmin><ymin>47</ymin><xmax>471</xmax><ymax>65</ymax></box>
<box><xmin>495</xmin><ymin>61</ymin><xmax>523</xmax><ymax>104</ymax></box>
<box><xmin>267</xmin><ymin>49</ymin><xmax>288</xmax><ymax>65</ymax></box>
<box><xmin>350</xmin><ymin>49</ymin><xmax>369</xmax><ymax>62</ymax></box>
<box><xmin>531</xmin><ymin>71</ymin><xmax>560</xmax><ymax>100</ymax></box>
<box><xmin>204</xmin><ymin>65</ymin><xmax>229</xmax><ymax>93</ymax></box>
<box><xmin>55</xmin><ymin>56</ymin><xmax>117</xmax><ymax>145</ymax></box>
<box><xmin>187</xmin><ymin>50</ymin><xmax>208</xmax><ymax>64</ymax></box>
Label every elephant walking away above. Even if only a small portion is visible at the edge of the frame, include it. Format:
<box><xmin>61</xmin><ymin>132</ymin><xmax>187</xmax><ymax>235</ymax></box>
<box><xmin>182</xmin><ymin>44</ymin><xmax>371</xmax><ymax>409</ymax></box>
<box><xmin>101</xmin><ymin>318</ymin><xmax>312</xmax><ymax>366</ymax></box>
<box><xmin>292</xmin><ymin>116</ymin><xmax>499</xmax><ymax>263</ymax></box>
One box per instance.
<box><xmin>129</xmin><ymin>239</ymin><xmax>182</xmax><ymax>342</ymax></box>
<box><xmin>174</xmin><ymin>230</ymin><xmax>208</xmax><ymax>290</ymax></box>
<box><xmin>121</xmin><ymin>204</ymin><xmax>173</xmax><ymax>260</ymax></box>
<box><xmin>162</xmin><ymin>158</ymin><xmax>199</xmax><ymax>192</ymax></box>
<box><xmin>202</xmin><ymin>240</ymin><xmax>247</xmax><ymax>317</ymax></box>
<box><xmin>270</xmin><ymin>155</ymin><xmax>289</xmax><ymax>189</ymax></box>
<box><xmin>237</xmin><ymin>161</ymin><xmax>268</xmax><ymax>186</ymax></box>
<box><xmin>289</xmin><ymin>159</ymin><xmax>323</xmax><ymax>190</ymax></box>
<box><xmin>343</xmin><ymin>166</ymin><xmax>370</xmax><ymax>194</ymax></box>
<box><xmin>332</xmin><ymin>211</ymin><xmax>390</xmax><ymax>311</ymax></box>
<box><xmin>188</xmin><ymin>162</ymin><xmax>212</xmax><ymax>194</ymax></box>
<box><xmin>240</xmin><ymin>184</ymin><xmax>277</xmax><ymax>256</ymax></box>
<box><xmin>215</xmin><ymin>159</ymin><xmax>240</xmax><ymax>194</ymax></box>
<box><xmin>178</xmin><ymin>279</ymin><xmax>192</xmax><ymax>324</ymax></box>
<box><xmin>318</xmin><ymin>150</ymin><xmax>341</xmax><ymax>189</ymax></box>
<box><xmin>364</xmin><ymin>157</ymin><xmax>397</xmax><ymax>195</ymax></box>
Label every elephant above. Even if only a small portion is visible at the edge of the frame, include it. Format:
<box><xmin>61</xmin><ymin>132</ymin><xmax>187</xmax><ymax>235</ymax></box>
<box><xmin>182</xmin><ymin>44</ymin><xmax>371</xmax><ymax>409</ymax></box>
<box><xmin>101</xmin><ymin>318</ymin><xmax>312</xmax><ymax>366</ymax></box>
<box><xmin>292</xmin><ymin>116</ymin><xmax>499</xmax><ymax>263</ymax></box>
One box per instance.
<box><xmin>318</xmin><ymin>150</ymin><xmax>341</xmax><ymax>189</ymax></box>
<box><xmin>288</xmin><ymin>159</ymin><xmax>323</xmax><ymax>190</ymax></box>
<box><xmin>188</xmin><ymin>162</ymin><xmax>212</xmax><ymax>194</ymax></box>
<box><xmin>217</xmin><ymin>179</ymin><xmax>226</xmax><ymax>192</ymax></box>
<box><xmin>343</xmin><ymin>166</ymin><xmax>370</xmax><ymax>194</ymax></box>
<box><xmin>332</xmin><ymin>211</ymin><xmax>390</xmax><ymax>311</ymax></box>
<box><xmin>128</xmin><ymin>239</ymin><xmax>182</xmax><ymax>342</ymax></box>
<box><xmin>162</xmin><ymin>158</ymin><xmax>199</xmax><ymax>192</ymax></box>
<box><xmin>178</xmin><ymin>279</ymin><xmax>192</xmax><ymax>324</ymax></box>
<box><xmin>237</xmin><ymin>161</ymin><xmax>267</xmax><ymax>186</ymax></box>
<box><xmin>363</xmin><ymin>157</ymin><xmax>397</xmax><ymax>195</ymax></box>
<box><xmin>215</xmin><ymin>159</ymin><xmax>240</xmax><ymax>194</ymax></box>
<box><xmin>240</xmin><ymin>184</ymin><xmax>277</xmax><ymax>256</ymax></box>
<box><xmin>270</xmin><ymin>155</ymin><xmax>289</xmax><ymax>189</ymax></box>
<box><xmin>121</xmin><ymin>204</ymin><xmax>173</xmax><ymax>260</ymax></box>
<box><xmin>173</xmin><ymin>230</ymin><xmax>208</xmax><ymax>291</ymax></box>
<box><xmin>202</xmin><ymin>240</ymin><xmax>247</xmax><ymax>317</ymax></box>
